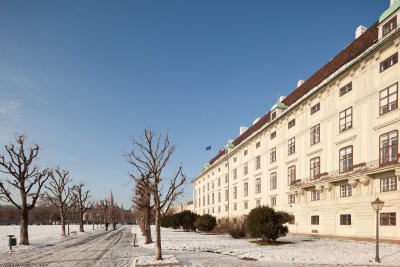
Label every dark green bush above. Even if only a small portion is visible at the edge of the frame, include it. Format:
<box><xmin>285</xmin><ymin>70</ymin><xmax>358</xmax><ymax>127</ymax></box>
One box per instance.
<box><xmin>246</xmin><ymin>206</ymin><xmax>289</xmax><ymax>242</ymax></box>
<box><xmin>177</xmin><ymin>210</ymin><xmax>198</xmax><ymax>232</ymax></box>
<box><xmin>160</xmin><ymin>214</ymin><xmax>180</xmax><ymax>229</ymax></box>
<box><xmin>195</xmin><ymin>214</ymin><xmax>217</xmax><ymax>232</ymax></box>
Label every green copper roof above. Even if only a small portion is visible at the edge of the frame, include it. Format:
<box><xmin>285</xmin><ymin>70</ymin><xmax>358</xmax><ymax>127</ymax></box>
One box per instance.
<box><xmin>225</xmin><ymin>142</ymin><xmax>235</xmax><ymax>149</ymax></box>
<box><xmin>379</xmin><ymin>1</ymin><xmax>400</xmax><ymax>23</ymax></box>
<box><xmin>204</xmin><ymin>162</ymin><xmax>210</xmax><ymax>168</ymax></box>
<box><xmin>270</xmin><ymin>101</ymin><xmax>286</xmax><ymax>112</ymax></box>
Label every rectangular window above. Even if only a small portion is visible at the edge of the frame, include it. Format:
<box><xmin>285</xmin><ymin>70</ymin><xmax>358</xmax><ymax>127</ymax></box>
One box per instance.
<box><xmin>207</xmin><ymin>195</ymin><xmax>209</xmax><ymax>205</ymax></box>
<box><xmin>288</xmin><ymin>165</ymin><xmax>296</xmax><ymax>185</ymax></box>
<box><xmin>288</xmin><ymin>215</ymin><xmax>295</xmax><ymax>225</ymax></box>
<box><xmin>233</xmin><ymin>186</ymin><xmax>237</xmax><ymax>199</ymax></box>
<box><xmin>212</xmin><ymin>182</ymin><xmax>214</xmax><ymax>189</ymax></box>
<box><xmin>244</xmin><ymin>202</ymin><xmax>248</xmax><ymax>210</ymax></box>
<box><xmin>340</xmin><ymin>184</ymin><xmax>352</xmax><ymax>197</ymax></box>
<box><xmin>243</xmin><ymin>182</ymin><xmax>248</xmax><ymax>197</ymax></box>
<box><xmin>288</xmin><ymin>137</ymin><xmax>295</xmax><ymax>155</ymax></box>
<box><xmin>380</xmin><ymin>212</ymin><xmax>396</xmax><ymax>226</ymax></box>
<box><xmin>225</xmin><ymin>205</ymin><xmax>228</xmax><ymax>212</ymax></box>
<box><xmin>310</xmin><ymin>124</ymin><xmax>320</xmax><ymax>145</ymax></box>
<box><xmin>244</xmin><ymin>150</ymin><xmax>248</xmax><ymax>156</ymax></box>
<box><xmin>212</xmin><ymin>193</ymin><xmax>214</xmax><ymax>204</ymax></box>
<box><xmin>311</xmin><ymin>103</ymin><xmax>320</xmax><ymax>114</ymax></box>
<box><xmin>311</xmin><ymin>215</ymin><xmax>319</xmax><ymax>225</ymax></box>
<box><xmin>243</xmin><ymin>163</ymin><xmax>248</xmax><ymax>175</ymax></box>
<box><xmin>380</xmin><ymin>52</ymin><xmax>398</xmax><ymax>72</ymax></box>
<box><xmin>270</xmin><ymin>131</ymin><xmax>276</xmax><ymax>139</ymax></box>
<box><xmin>225</xmin><ymin>189</ymin><xmax>229</xmax><ymax>201</ymax></box>
<box><xmin>339</xmin><ymin>146</ymin><xmax>353</xmax><ymax>173</ymax></box>
<box><xmin>340</xmin><ymin>214</ymin><xmax>351</xmax><ymax>225</ymax></box>
<box><xmin>380</xmin><ymin>130</ymin><xmax>398</xmax><ymax>166</ymax></box>
<box><xmin>218</xmin><ymin>177</ymin><xmax>221</xmax><ymax>187</ymax></box>
<box><xmin>339</xmin><ymin>107</ymin><xmax>352</xmax><ymax>132</ymax></box>
<box><xmin>271</xmin><ymin>111</ymin><xmax>276</xmax><ymax>120</ymax></box>
<box><xmin>270</xmin><ymin>172</ymin><xmax>277</xmax><ymax>190</ymax></box>
<box><xmin>380</xmin><ymin>176</ymin><xmax>397</xmax><ymax>192</ymax></box>
<box><xmin>288</xmin><ymin>194</ymin><xmax>295</xmax><ymax>204</ymax></box>
<box><xmin>225</xmin><ymin>174</ymin><xmax>229</xmax><ymax>184</ymax></box>
<box><xmin>256</xmin><ymin>199</ymin><xmax>261</xmax><ymax>207</ymax></box>
<box><xmin>311</xmin><ymin>190</ymin><xmax>320</xmax><ymax>201</ymax></box>
<box><xmin>255</xmin><ymin>178</ymin><xmax>261</xmax><ymax>194</ymax></box>
<box><xmin>270</xmin><ymin>197</ymin><xmax>276</xmax><ymax>206</ymax></box>
<box><xmin>233</xmin><ymin>168</ymin><xmax>238</xmax><ymax>179</ymax></box>
<box><xmin>270</xmin><ymin>147</ymin><xmax>276</xmax><ymax>163</ymax></box>
<box><xmin>256</xmin><ymin>141</ymin><xmax>260</xmax><ymax>148</ymax></box>
<box><xmin>288</xmin><ymin>119</ymin><xmax>296</xmax><ymax>129</ymax></box>
<box><xmin>233</xmin><ymin>157</ymin><xmax>237</xmax><ymax>162</ymax></box>
<box><xmin>233</xmin><ymin>203</ymin><xmax>237</xmax><ymax>211</ymax></box>
<box><xmin>310</xmin><ymin>157</ymin><xmax>320</xmax><ymax>180</ymax></box>
<box><xmin>218</xmin><ymin>192</ymin><xmax>221</xmax><ymax>203</ymax></box>
<box><xmin>379</xmin><ymin>83</ymin><xmax>398</xmax><ymax>115</ymax></box>
<box><xmin>255</xmin><ymin>155</ymin><xmax>261</xmax><ymax>170</ymax></box>
<box><xmin>383</xmin><ymin>16</ymin><xmax>397</xmax><ymax>37</ymax></box>
<box><xmin>339</xmin><ymin>82</ymin><xmax>352</xmax><ymax>97</ymax></box>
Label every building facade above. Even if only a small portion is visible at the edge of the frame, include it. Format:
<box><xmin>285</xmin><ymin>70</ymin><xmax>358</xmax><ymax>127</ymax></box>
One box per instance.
<box><xmin>192</xmin><ymin>1</ymin><xmax>400</xmax><ymax>239</ymax></box>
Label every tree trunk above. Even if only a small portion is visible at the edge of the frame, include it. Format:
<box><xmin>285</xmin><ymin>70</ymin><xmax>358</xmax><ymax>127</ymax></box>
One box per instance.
<box><xmin>143</xmin><ymin>209</ymin><xmax>152</xmax><ymax>244</ymax></box>
<box><xmin>155</xmin><ymin>208</ymin><xmax>162</xmax><ymax>260</ymax></box>
<box><xmin>19</xmin><ymin>208</ymin><xmax>29</xmax><ymax>245</ymax></box>
<box><xmin>61</xmin><ymin>215</ymin><xmax>66</xmax><ymax>236</ymax></box>
<box><xmin>79</xmin><ymin>211</ymin><xmax>84</xmax><ymax>232</ymax></box>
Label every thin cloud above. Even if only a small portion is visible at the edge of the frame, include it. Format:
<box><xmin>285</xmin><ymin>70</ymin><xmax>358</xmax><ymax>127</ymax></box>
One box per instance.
<box><xmin>0</xmin><ymin>100</ymin><xmax>21</xmax><ymax>115</ymax></box>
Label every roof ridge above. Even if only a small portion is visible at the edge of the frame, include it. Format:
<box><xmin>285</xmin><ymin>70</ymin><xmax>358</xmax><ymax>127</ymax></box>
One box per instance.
<box><xmin>207</xmin><ymin>21</ymin><xmax>379</xmax><ymax>167</ymax></box>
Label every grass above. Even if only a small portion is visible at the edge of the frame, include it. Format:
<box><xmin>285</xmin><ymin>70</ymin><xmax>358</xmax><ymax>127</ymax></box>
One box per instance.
<box><xmin>250</xmin><ymin>239</ymin><xmax>294</xmax><ymax>246</ymax></box>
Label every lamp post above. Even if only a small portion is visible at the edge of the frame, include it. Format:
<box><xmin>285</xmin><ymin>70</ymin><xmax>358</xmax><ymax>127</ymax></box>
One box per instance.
<box><xmin>371</xmin><ymin>197</ymin><xmax>384</xmax><ymax>263</ymax></box>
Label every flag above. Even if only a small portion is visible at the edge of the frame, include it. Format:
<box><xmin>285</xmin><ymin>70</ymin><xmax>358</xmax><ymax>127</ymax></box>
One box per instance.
<box><xmin>206</xmin><ymin>146</ymin><xmax>211</xmax><ymax>151</ymax></box>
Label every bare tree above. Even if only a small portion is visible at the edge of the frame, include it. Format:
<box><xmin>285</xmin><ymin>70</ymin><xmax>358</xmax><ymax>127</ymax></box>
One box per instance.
<box><xmin>45</xmin><ymin>167</ymin><xmax>75</xmax><ymax>236</ymax></box>
<box><xmin>132</xmin><ymin>174</ymin><xmax>153</xmax><ymax>244</ymax></box>
<box><xmin>72</xmin><ymin>183</ymin><xmax>92</xmax><ymax>232</ymax></box>
<box><xmin>0</xmin><ymin>134</ymin><xmax>50</xmax><ymax>245</ymax></box>
<box><xmin>125</xmin><ymin>129</ymin><xmax>187</xmax><ymax>260</ymax></box>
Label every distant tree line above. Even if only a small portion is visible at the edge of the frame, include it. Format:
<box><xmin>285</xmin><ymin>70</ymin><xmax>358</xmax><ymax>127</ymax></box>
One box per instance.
<box><xmin>0</xmin><ymin>134</ymin><xmax>135</xmax><ymax>246</ymax></box>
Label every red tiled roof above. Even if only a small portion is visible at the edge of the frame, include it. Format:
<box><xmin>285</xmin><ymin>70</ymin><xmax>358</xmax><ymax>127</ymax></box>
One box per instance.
<box><xmin>208</xmin><ymin>22</ymin><xmax>378</xmax><ymax>167</ymax></box>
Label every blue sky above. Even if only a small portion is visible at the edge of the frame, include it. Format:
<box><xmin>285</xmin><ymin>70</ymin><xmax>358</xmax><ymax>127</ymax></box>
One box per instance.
<box><xmin>0</xmin><ymin>1</ymin><xmax>388</xmax><ymax>208</ymax></box>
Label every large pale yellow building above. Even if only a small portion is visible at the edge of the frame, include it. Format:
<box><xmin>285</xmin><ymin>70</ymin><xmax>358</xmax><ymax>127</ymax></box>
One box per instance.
<box><xmin>192</xmin><ymin>1</ymin><xmax>400</xmax><ymax>239</ymax></box>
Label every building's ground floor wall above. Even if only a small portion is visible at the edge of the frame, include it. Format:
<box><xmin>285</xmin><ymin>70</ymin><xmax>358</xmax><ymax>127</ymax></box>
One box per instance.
<box><xmin>286</xmin><ymin>193</ymin><xmax>400</xmax><ymax>239</ymax></box>
<box><xmin>199</xmin><ymin>170</ymin><xmax>400</xmax><ymax>239</ymax></box>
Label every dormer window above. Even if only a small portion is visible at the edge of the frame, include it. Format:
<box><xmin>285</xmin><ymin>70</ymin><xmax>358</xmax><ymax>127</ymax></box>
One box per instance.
<box><xmin>271</xmin><ymin>111</ymin><xmax>277</xmax><ymax>120</ymax></box>
<box><xmin>383</xmin><ymin>16</ymin><xmax>397</xmax><ymax>37</ymax></box>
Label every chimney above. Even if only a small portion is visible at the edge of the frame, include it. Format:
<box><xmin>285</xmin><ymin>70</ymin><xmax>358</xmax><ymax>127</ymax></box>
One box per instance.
<box><xmin>297</xmin><ymin>80</ymin><xmax>305</xmax><ymax>88</ymax></box>
<box><xmin>355</xmin><ymin>25</ymin><xmax>367</xmax><ymax>39</ymax></box>
<box><xmin>239</xmin><ymin>126</ymin><xmax>248</xmax><ymax>135</ymax></box>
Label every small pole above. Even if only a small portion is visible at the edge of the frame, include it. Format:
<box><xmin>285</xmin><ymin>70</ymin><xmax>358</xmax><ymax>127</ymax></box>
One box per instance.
<box><xmin>375</xmin><ymin>209</ymin><xmax>380</xmax><ymax>263</ymax></box>
<box><xmin>133</xmin><ymin>233</ymin><xmax>137</xmax><ymax>246</ymax></box>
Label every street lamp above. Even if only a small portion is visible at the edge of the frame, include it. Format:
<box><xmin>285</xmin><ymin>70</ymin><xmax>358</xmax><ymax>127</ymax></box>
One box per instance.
<box><xmin>371</xmin><ymin>197</ymin><xmax>384</xmax><ymax>263</ymax></box>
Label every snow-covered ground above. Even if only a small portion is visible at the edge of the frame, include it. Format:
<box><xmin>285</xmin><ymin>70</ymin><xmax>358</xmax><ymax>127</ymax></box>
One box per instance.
<box><xmin>1</xmin><ymin>224</ymin><xmax>399</xmax><ymax>266</ymax></box>
<box><xmin>0</xmin><ymin>224</ymin><xmax>99</xmax><ymax>253</ymax></box>
<box><xmin>136</xmin><ymin>226</ymin><xmax>400</xmax><ymax>266</ymax></box>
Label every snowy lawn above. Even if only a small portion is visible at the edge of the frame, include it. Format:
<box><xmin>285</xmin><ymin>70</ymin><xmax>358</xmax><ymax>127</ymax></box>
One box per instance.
<box><xmin>135</xmin><ymin>226</ymin><xmax>400</xmax><ymax>266</ymax></box>
<box><xmin>0</xmin><ymin>224</ymin><xmax>99</xmax><ymax>253</ymax></box>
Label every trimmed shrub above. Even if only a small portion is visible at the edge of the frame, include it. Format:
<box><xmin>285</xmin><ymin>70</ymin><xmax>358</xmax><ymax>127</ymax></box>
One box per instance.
<box><xmin>177</xmin><ymin>210</ymin><xmax>198</xmax><ymax>232</ymax></box>
<box><xmin>246</xmin><ymin>206</ymin><xmax>289</xmax><ymax>242</ymax></box>
<box><xmin>229</xmin><ymin>216</ymin><xmax>247</xmax><ymax>239</ymax></box>
<box><xmin>160</xmin><ymin>214</ymin><xmax>180</xmax><ymax>229</ymax></box>
<box><xmin>195</xmin><ymin>214</ymin><xmax>217</xmax><ymax>232</ymax></box>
